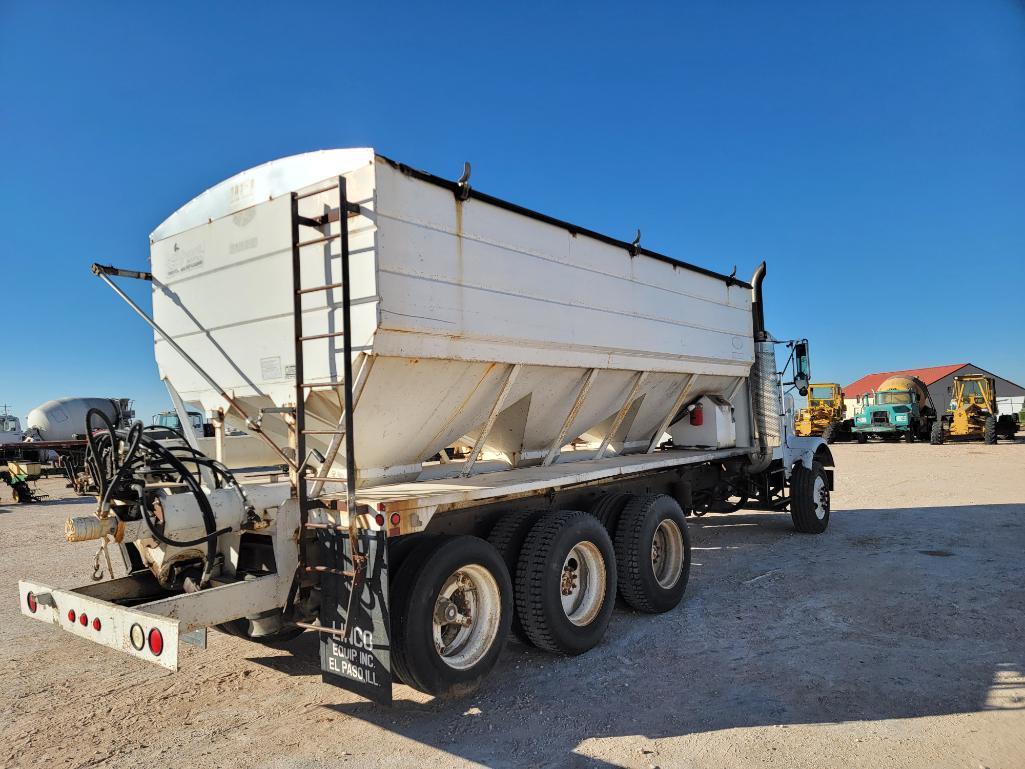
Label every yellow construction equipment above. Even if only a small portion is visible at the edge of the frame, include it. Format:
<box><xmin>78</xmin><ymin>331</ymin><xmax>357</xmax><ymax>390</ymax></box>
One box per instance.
<box><xmin>930</xmin><ymin>374</ymin><xmax>1018</xmax><ymax>444</ymax></box>
<box><xmin>794</xmin><ymin>382</ymin><xmax>851</xmax><ymax>443</ymax></box>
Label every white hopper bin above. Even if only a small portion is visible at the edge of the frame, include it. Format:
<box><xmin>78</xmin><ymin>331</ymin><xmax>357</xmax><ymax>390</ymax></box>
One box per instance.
<box><xmin>148</xmin><ymin>149</ymin><xmax>755</xmax><ymax>486</ymax></box>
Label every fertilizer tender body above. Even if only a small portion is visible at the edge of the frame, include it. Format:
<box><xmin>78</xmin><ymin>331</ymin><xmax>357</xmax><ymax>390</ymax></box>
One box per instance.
<box><xmin>19</xmin><ymin>150</ymin><xmax>834</xmax><ymax>704</ymax></box>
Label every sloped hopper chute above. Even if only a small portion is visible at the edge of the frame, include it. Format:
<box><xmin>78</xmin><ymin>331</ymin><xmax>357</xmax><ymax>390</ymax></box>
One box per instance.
<box><xmin>148</xmin><ymin>149</ymin><xmax>756</xmax><ymax>486</ymax></box>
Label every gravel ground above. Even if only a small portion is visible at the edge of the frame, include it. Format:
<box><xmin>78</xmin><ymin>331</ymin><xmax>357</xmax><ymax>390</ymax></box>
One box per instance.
<box><xmin>2</xmin><ymin>441</ymin><xmax>1024</xmax><ymax>769</ymax></box>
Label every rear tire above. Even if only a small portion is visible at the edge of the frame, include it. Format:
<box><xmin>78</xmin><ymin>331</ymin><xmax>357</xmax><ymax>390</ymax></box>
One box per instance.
<box><xmin>613</xmin><ymin>494</ymin><xmax>691</xmax><ymax>613</ymax></box>
<box><xmin>391</xmin><ymin>536</ymin><xmax>512</xmax><ymax>698</ymax></box>
<box><xmin>790</xmin><ymin>461</ymin><xmax>830</xmax><ymax>534</ymax></box>
<box><xmin>930</xmin><ymin>421</ymin><xmax>944</xmax><ymax>445</ymax></box>
<box><xmin>856</xmin><ymin>432</ymin><xmax>867</xmax><ymax>444</ymax></box>
<box><xmin>822</xmin><ymin>422</ymin><xmax>838</xmax><ymax>444</ymax></box>
<box><xmin>487</xmin><ymin>510</ymin><xmax>546</xmax><ymax>642</ymax></box>
<box><xmin>984</xmin><ymin>415</ymin><xmax>997</xmax><ymax>445</ymax></box>
<box><xmin>515</xmin><ymin>511</ymin><xmax>616</xmax><ymax>655</ymax></box>
<box><xmin>903</xmin><ymin>426</ymin><xmax>915</xmax><ymax>443</ymax></box>
<box><xmin>588</xmin><ymin>492</ymin><xmax>632</xmax><ymax>533</ymax></box>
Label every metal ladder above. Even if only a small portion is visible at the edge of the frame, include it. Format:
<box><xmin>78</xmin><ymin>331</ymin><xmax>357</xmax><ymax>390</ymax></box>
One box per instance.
<box><xmin>288</xmin><ymin>176</ymin><xmax>365</xmax><ymax>639</ymax></box>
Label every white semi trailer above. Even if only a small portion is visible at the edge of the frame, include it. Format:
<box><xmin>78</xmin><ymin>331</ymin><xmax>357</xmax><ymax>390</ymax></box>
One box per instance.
<box><xmin>19</xmin><ymin>149</ymin><xmax>833</xmax><ymax>704</ymax></box>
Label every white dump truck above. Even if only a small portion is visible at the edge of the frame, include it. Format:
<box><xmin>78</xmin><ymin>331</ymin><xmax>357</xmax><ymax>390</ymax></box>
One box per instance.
<box><xmin>19</xmin><ymin>149</ymin><xmax>833</xmax><ymax>704</ymax></box>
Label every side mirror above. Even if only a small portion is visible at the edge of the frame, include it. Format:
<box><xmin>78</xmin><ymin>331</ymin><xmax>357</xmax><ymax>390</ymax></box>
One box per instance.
<box><xmin>793</xmin><ymin>341</ymin><xmax>811</xmax><ymax>396</ymax></box>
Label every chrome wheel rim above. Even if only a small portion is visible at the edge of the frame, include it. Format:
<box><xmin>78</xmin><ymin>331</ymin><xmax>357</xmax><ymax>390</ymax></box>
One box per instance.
<box><xmin>813</xmin><ymin>475</ymin><xmax>829</xmax><ymax>520</ymax></box>
<box><xmin>560</xmin><ymin>541</ymin><xmax>606</xmax><ymax>626</ymax></box>
<box><xmin>432</xmin><ymin>565</ymin><xmax>501</xmax><ymax>670</ymax></box>
<box><xmin>651</xmin><ymin>519</ymin><xmax>685</xmax><ymax>589</ymax></box>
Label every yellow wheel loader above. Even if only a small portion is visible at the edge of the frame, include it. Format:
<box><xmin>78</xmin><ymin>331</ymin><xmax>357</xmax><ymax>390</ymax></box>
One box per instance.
<box><xmin>794</xmin><ymin>383</ymin><xmax>852</xmax><ymax>444</ymax></box>
<box><xmin>930</xmin><ymin>374</ymin><xmax>1018</xmax><ymax>445</ymax></box>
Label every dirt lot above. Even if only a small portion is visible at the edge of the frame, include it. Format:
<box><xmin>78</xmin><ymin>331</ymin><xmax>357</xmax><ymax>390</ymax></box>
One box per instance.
<box><xmin>2</xmin><ymin>441</ymin><xmax>1024</xmax><ymax>769</ymax></box>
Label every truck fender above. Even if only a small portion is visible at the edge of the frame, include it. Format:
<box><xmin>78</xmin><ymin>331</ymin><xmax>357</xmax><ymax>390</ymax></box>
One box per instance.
<box><xmin>814</xmin><ymin>443</ymin><xmax>835</xmax><ymax>468</ymax></box>
<box><xmin>791</xmin><ymin>437</ymin><xmax>831</xmax><ymax>470</ymax></box>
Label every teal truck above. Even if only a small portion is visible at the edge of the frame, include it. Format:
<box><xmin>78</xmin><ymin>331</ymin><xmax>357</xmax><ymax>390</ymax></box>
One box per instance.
<box><xmin>852</xmin><ymin>375</ymin><xmax>936</xmax><ymax>443</ymax></box>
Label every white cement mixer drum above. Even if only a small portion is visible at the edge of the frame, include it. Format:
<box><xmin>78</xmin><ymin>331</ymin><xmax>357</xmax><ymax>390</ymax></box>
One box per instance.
<box><xmin>26</xmin><ymin>398</ymin><xmax>122</xmax><ymax>442</ymax></box>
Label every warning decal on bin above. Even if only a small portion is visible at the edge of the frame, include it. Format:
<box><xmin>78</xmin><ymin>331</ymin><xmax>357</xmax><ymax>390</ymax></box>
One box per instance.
<box><xmin>318</xmin><ymin>529</ymin><xmax>392</xmax><ymax>705</ymax></box>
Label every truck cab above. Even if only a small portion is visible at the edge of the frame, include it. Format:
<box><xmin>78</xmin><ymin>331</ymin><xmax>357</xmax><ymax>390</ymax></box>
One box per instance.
<box><xmin>0</xmin><ymin>412</ymin><xmax>23</xmax><ymax>444</ymax></box>
<box><xmin>853</xmin><ymin>389</ymin><xmax>921</xmax><ymax>442</ymax></box>
<box><xmin>150</xmin><ymin>410</ymin><xmax>211</xmax><ymax>438</ymax></box>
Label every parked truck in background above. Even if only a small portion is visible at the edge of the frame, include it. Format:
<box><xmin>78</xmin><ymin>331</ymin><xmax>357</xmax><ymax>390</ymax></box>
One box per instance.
<box><xmin>18</xmin><ymin>149</ymin><xmax>835</xmax><ymax>705</ymax></box>
<box><xmin>852</xmin><ymin>375</ymin><xmax>936</xmax><ymax>443</ymax></box>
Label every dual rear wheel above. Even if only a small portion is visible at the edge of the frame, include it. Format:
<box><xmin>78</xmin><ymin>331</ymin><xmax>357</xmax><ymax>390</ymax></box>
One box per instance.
<box><xmin>390</xmin><ymin>493</ymin><xmax>692</xmax><ymax>697</ymax></box>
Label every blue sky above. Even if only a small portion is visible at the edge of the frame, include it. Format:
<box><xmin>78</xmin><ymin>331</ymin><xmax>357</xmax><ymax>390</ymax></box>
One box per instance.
<box><xmin>2</xmin><ymin>1</ymin><xmax>1023</xmax><ymax>424</ymax></box>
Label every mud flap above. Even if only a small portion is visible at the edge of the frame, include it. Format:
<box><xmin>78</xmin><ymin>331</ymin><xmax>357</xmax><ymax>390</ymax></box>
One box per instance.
<box><xmin>318</xmin><ymin>529</ymin><xmax>392</xmax><ymax>704</ymax></box>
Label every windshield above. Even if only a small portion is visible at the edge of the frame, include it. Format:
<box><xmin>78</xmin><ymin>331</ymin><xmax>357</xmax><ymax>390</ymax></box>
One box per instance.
<box><xmin>152</xmin><ymin>412</ymin><xmax>203</xmax><ymax>430</ymax></box>
<box><xmin>959</xmin><ymin>380</ymin><xmax>985</xmax><ymax>402</ymax></box>
<box><xmin>809</xmin><ymin>386</ymin><xmax>836</xmax><ymax>403</ymax></box>
<box><xmin>874</xmin><ymin>391</ymin><xmax>912</xmax><ymax>405</ymax></box>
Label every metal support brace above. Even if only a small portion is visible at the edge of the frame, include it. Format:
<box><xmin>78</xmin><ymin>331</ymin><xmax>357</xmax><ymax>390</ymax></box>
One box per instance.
<box><xmin>596</xmin><ymin>371</ymin><xmax>647</xmax><ymax>460</ymax></box>
<box><xmin>724</xmin><ymin>375</ymin><xmax>745</xmax><ymax>402</ymax></box>
<box><xmin>462</xmin><ymin>364</ymin><xmax>521</xmax><ymax>477</ymax></box>
<box><xmin>164</xmin><ymin>379</ymin><xmax>215</xmax><ymax>489</ymax></box>
<box><xmin>93</xmin><ymin>264</ymin><xmax>296</xmax><ymax>470</ymax></box>
<box><xmin>646</xmin><ymin>374</ymin><xmax>696</xmax><ymax>453</ymax></box>
<box><xmin>543</xmin><ymin>368</ymin><xmax>598</xmax><ymax>467</ymax></box>
<box><xmin>309</xmin><ymin>355</ymin><xmax>375</xmax><ymax>498</ymax></box>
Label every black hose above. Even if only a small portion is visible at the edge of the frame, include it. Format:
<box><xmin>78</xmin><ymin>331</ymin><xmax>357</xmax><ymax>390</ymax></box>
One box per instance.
<box><xmin>85</xmin><ymin>407</ymin><xmax>118</xmax><ymax>498</ymax></box>
<box><xmin>98</xmin><ymin>421</ymin><xmax>143</xmax><ymax>514</ymax></box>
<box><xmin>133</xmin><ymin>433</ymin><xmax>223</xmax><ymax>583</ymax></box>
<box><xmin>134</xmin><ymin>482</ymin><xmax>232</xmax><ymax>547</ymax></box>
<box><xmin>82</xmin><ymin>415</ymin><xmax>238</xmax><ymax>587</ymax></box>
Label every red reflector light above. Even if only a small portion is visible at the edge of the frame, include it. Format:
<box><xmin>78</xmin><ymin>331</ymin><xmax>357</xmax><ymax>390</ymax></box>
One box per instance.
<box><xmin>67</xmin><ymin>610</ymin><xmax>76</xmax><ymax>623</ymax></box>
<box><xmin>148</xmin><ymin>628</ymin><xmax>164</xmax><ymax>656</ymax></box>
<box><xmin>92</xmin><ymin>617</ymin><xmax>102</xmax><ymax>631</ymax></box>
<box><xmin>390</xmin><ymin>513</ymin><xmax>401</xmax><ymax>526</ymax></box>
<box><xmin>79</xmin><ymin>612</ymin><xmax>89</xmax><ymax>626</ymax></box>
<box><xmin>26</xmin><ymin>592</ymin><xmax>38</xmax><ymax>613</ymax></box>
<box><xmin>374</xmin><ymin>513</ymin><xmax>385</xmax><ymax>526</ymax></box>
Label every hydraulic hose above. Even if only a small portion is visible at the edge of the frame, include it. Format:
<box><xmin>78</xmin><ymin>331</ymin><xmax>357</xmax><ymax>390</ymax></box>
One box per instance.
<box><xmin>82</xmin><ymin>415</ymin><xmax>239</xmax><ymax>587</ymax></box>
<box><xmin>85</xmin><ymin>407</ymin><xmax>119</xmax><ymax>499</ymax></box>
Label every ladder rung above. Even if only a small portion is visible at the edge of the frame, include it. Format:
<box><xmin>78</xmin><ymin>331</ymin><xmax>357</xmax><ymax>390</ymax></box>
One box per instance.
<box><xmin>305</xmin><ymin>565</ymin><xmax>355</xmax><ymax>577</ymax></box>
<box><xmin>303</xmin><ymin>476</ymin><xmax>348</xmax><ymax>482</ymax></box>
<box><xmin>297</xmin><ymin>233</ymin><xmax>341</xmax><ymax>248</ymax></box>
<box><xmin>297</xmin><ymin>208</ymin><xmax>358</xmax><ymax>227</ymax></box>
<box><xmin>299</xmin><ymin>381</ymin><xmax>344</xmax><ymax>389</ymax></box>
<box><xmin>302</xmin><ymin>429</ymin><xmax>346</xmax><ymax>435</ymax></box>
<box><xmin>295</xmin><ymin>621</ymin><xmax>352</xmax><ymax>638</ymax></box>
<box><xmin>299</xmin><ymin>330</ymin><xmax>345</xmax><ymax>342</ymax></box>
<box><xmin>297</xmin><ymin>281</ymin><xmax>344</xmax><ymax>295</ymax></box>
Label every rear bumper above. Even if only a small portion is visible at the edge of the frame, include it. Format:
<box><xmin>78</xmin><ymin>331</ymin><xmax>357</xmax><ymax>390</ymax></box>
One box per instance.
<box><xmin>18</xmin><ymin>579</ymin><xmax>181</xmax><ymax>670</ymax></box>
<box><xmin>17</xmin><ymin>572</ymin><xmax>282</xmax><ymax>670</ymax></box>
